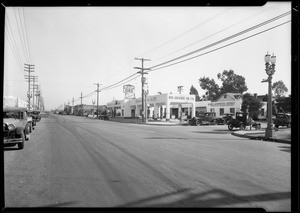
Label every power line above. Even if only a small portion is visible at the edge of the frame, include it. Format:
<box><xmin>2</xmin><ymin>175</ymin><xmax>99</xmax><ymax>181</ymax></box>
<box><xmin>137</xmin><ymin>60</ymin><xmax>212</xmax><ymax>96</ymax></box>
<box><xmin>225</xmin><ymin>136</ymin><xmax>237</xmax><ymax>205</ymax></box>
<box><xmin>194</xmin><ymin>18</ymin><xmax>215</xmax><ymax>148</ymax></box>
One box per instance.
<box><xmin>101</xmin><ymin>73</ymin><xmax>139</xmax><ymax>91</ymax></box>
<box><xmin>5</xmin><ymin>14</ymin><xmax>23</xmax><ymax>70</ymax></box>
<box><xmin>149</xmin><ymin>20</ymin><xmax>291</xmax><ymax>72</ymax></box>
<box><xmin>136</xmin><ymin>8</ymin><xmax>230</xmax><ymax>58</ymax></box>
<box><xmin>13</xmin><ymin>8</ymin><xmax>28</xmax><ymax>62</ymax></box>
<box><xmin>67</xmin><ymin>9</ymin><xmax>122</xmax><ymax>67</ymax></box>
<box><xmin>98</xmin><ymin>11</ymin><xmax>291</xmax><ymax>93</ymax></box>
<box><xmin>5</xmin><ymin>32</ymin><xmax>23</xmax><ymax>71</ymax></box>
<box><xmin>153</xmin><ymin>4</ymin><xmax>275</xmax><ymax>62</ymax></box>
<box><xmin>101</xmin><ymin>74</ymin><xmax>140</xmax><ymax>92</ymax></box>
<box><xmin>149</xmin><ymin>11</ymin><xmax>291</xmax><ymax>70</ymax></box>
<box><xmin>17</xmin><ymin>7</ymin><xmax>30</xmax><ymax>62</ymax></box>
<box><xmin>22</xmin><ymin>7</ymin><xmax>32</xmax><ymax>62</ymax></box>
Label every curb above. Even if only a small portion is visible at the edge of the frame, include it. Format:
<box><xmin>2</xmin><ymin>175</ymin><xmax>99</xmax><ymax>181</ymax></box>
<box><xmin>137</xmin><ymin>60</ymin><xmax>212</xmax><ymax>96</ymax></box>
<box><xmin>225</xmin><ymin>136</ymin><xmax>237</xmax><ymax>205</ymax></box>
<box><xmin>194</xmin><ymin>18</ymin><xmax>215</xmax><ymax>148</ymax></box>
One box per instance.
<box><xmin>231</xmin><ymin>132</ymin><xmax>291</xmax><ymax>144</ymax></box>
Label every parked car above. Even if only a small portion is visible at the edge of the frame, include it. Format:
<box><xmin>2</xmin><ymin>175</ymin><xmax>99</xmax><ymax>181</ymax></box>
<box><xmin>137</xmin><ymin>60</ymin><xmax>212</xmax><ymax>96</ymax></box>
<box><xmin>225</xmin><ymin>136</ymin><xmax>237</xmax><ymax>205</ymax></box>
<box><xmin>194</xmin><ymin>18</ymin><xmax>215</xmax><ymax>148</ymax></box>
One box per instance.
<box><xmin>274</xmin><ymin>113</ymin><xmax>291</xmax><ymax>128</ymax></box>
<box><xmin>214</xmin><ymin>113</ymin><xmax>234</xmax><ymax>125</ymax></box>
<box><xmin>3</xmin><ymin>107</ymin><xmax>31</xmax><ymax>149</ymax></box>
<box><xmin>189</xmin><ymin>112</ymin><xmax>218</xmax><ymax>126</ymax></box>
<box><xmin>26</xmin><ymin>112</ymin><xmax>34</xmax><ymax>132</ymax></box>
<box><xmin>227</xmin><ymin>112</ymin><xmax>261</xmax><ymax>130</ymax></box>
<box><xmin>31</xmin><ymin>110</ymin><xmax>42</xmax><ymax>122</ymax></box>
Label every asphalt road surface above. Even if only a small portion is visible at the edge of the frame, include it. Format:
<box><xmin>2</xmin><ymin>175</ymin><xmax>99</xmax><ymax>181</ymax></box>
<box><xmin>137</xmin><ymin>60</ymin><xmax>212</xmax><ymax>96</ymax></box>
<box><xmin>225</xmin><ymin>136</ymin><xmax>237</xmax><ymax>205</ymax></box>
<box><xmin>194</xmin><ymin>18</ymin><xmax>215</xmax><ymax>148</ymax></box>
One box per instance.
<box><xmin>4</xmin><ymin>114</ymin><xmax>291</xmax><ymax>210</ymax></box>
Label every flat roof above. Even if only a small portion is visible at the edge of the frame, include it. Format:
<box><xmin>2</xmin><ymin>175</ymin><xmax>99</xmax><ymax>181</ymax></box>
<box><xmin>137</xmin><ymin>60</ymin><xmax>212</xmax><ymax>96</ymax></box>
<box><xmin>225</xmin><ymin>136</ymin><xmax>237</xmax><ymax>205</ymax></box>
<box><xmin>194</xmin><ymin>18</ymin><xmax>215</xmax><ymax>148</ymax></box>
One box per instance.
<box><xmin>3</xmin><ymin>107</ymin><xmax>28</xmax><ymax>112</ymax></box>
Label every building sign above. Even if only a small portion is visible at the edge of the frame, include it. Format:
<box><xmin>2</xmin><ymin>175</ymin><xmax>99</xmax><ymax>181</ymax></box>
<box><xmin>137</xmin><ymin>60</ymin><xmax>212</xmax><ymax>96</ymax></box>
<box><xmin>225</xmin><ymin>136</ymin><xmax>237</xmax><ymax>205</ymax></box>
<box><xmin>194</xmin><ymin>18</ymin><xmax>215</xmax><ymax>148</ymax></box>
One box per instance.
<box><xmin>208</xmin><ymin>101</ymin><xmax>236</xmax><ymax>107</ymax></box>
<box><xmin>168</xmin><ymin>95</ymin><xmax>195</xmax><ymax>101</ymax></box>
<box><xmin>123</xmin><ymin>84</ymin><xmax>135</xmax><ymax>99</ymax></box>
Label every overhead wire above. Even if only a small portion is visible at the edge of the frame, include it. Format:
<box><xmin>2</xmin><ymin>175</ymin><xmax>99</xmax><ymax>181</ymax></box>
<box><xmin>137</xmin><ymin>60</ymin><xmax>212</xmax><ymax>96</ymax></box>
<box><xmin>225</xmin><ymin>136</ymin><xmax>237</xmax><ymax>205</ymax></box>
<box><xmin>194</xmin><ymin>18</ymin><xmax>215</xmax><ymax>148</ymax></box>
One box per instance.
<box><xmin>85</xmin><ymin>11</ymin><xmax>291</xmax><ymax>94</ymax></box>
<box><xmin>13</xmin><ymin>7</ymin><xmax>28</xmax><ymax>62</ymax></box>
<box><xmin>149</xmin><ymin>20</ymin><xmax>291</xmax><ymax>72</ymax></box>
<box><xmin>5</xmin><ymin>32</ymin><xmax>23</xmax><ymax>71</ymax></box>
<box><xmin>136</xmin><ymin>8</ymin><xmax>230</xmax><ymax>58</ymax></box>
<box><xmin>22</xmin><ymin>7</ymin><xmax>32</xmax><ymax>63</ymax></box>
<box><xmin>5</xmin><ymin>14</ymin><xmax>23</xmax><ymax>70</ymax></box>
<box><xmin>152</xmin><ymin>4</ymin><xmax>275</xmax><ymax>62</ymax></box>
<box><xmin>67</xmin><ymin>9</ymin><xmax>123</xmax><ymax>67</ymax></box>
<box><xmin>64</xmin><ymin>10</ymin><xmax>291</xmax><ymax>106</ymax></box>
<box><xmin>149</xmin><ymin>11</ymin><xmax>291</xmax><ymax>70</ymax></box>
<box><xmin>17</xmin><ymin>7</ymin><xmax>30</xmax><ymax>62</ymax></box>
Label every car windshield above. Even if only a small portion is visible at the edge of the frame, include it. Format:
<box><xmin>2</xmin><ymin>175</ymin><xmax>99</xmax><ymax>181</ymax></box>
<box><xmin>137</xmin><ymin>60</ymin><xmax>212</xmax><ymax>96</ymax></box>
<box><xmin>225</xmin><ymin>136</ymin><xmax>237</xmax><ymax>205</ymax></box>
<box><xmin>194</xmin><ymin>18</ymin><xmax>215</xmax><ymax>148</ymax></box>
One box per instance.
<box><xmin>3</xmin><ymin>111</ymin><xmax>19</xmax><ymax>119</ymax></box>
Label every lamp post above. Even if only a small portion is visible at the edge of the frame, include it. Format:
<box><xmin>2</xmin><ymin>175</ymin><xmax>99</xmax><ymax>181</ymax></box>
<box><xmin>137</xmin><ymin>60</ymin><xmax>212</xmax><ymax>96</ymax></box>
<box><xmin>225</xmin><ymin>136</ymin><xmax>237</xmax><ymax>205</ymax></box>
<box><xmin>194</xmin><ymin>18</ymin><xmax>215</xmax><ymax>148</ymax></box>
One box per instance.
<box><xmin>264</xmin><ymin>52</ymin><xmax>276</xmax><ymax>138</ymax></box>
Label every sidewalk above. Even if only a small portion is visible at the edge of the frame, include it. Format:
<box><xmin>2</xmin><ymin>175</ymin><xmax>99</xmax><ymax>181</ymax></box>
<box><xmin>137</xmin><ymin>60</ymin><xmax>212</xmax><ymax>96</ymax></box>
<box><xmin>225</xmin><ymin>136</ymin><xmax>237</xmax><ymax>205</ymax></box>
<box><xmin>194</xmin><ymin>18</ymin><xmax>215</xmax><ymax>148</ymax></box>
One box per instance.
<box><xmin>107</xmin><ymin>117</ymin><xmax>185</xmax><ymax>126</ymax></box>
<box><xmin>231</xmin><ymin>127</ymin><xmax>291</xmax><ymax>144</ymax></box>
<box><xmin>89</xmin><ymin>115</ymin><xmax>291</xmax><ymax>143</ymax></box>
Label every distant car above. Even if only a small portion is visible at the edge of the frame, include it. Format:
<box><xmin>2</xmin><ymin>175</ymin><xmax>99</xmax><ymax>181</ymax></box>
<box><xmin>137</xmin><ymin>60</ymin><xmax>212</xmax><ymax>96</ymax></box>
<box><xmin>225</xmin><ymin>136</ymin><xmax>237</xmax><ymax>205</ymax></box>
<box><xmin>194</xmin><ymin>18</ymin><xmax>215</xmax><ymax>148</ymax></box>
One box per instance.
<box><xmin>30</xmin><ymin>110</ymin><xmax>41</xmax><ymax>126</ymax></box>
<box><xmin>3</xmin><ymin>107</ymin><xmax>31</xmax><ymax>149</ymax></box>
<box><xmin>274</xmin><ymin>113</ymin><xmax>291</xmax><ymax>128</ymax></box>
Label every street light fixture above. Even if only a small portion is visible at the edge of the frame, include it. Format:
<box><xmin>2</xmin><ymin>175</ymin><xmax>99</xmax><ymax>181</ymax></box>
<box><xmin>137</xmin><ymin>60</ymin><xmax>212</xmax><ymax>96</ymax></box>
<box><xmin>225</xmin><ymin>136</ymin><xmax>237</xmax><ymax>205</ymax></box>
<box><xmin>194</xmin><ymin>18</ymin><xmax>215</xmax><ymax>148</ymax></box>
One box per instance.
<box><xmin>264</xmin><ymin>52</ymin><xmax>276</xmax><ymax>138</ymax></box>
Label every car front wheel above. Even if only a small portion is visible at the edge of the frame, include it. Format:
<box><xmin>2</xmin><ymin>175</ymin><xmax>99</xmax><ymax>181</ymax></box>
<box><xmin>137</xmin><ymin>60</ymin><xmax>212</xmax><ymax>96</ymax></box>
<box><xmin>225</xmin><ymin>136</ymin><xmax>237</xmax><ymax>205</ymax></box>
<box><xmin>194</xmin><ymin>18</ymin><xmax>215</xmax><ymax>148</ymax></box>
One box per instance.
<box><xmin>196</xmin><ymin>120</ymin><xmax>201</xmax><ymax>126</ymax></box>
<box><xmin>228</xmin><ymin>124</ymin><xmax>233</xmax><ymax>130</ymax></box>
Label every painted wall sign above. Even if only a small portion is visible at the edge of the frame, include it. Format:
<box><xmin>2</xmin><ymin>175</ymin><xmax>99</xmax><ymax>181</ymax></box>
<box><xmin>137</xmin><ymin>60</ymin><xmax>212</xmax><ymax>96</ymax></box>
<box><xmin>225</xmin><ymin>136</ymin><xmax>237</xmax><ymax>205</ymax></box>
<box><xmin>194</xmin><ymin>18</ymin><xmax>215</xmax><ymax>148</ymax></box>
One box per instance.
<box><xmin>169</xmin><ymin>96</ymin><xmax>195</xmax><ymax>101</ymax></box>
<box><xmin>208</xmin><ymin>101</ymin><xmax>236</xmax><ymax>107</ymax></box>
<box><xmin>123</xmin><ymin>84</ymin><xmax>135</xmax><ymax>99</ymax></box>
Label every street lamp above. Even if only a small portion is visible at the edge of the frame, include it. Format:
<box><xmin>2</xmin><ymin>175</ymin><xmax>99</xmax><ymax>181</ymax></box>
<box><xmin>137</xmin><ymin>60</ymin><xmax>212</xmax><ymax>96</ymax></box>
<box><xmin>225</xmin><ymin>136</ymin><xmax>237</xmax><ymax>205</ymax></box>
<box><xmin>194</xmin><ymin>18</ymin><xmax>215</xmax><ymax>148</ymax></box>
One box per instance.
<box><xmin>264</xmin><ymin>52</ymin><xmax>276</xmax><ymax>138</ymax></box>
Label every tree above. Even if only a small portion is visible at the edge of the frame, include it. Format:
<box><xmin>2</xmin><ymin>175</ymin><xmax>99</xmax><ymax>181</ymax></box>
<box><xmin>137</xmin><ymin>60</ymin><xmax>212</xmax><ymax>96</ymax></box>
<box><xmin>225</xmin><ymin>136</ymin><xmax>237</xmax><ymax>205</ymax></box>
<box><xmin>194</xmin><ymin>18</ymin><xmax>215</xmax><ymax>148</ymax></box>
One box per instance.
<box><xmin>199</xmin><ymin>77</ymin><xmax>221</xmax><ymax>101</ymax></box>
<box><xmin>199</xmin><ymin>70</ymin><xmax>247</xmax><ymax>101</ymax></box>
<box><xmin>272</xmin><ymin>80</ymin><xmax>288</xmax><ymax>97</ymax></box>
<box><xmin>189</xmin><ymin>85</ymin><xmax>201</xmax><ymax>101</ymax></box>
<box><xmin>275</xmin><ymin>95</ymin><xmax>291</xmax><ymax>113</ymax></box>
<box><xmin>217</xmin><ymin>70</ymin><xmax>248</xmax><ymax>94</ymax></box>
<box><xmin>241</xmin><ymin>93</ymin><xmax>264</xmax><ymax>121</ymax></box>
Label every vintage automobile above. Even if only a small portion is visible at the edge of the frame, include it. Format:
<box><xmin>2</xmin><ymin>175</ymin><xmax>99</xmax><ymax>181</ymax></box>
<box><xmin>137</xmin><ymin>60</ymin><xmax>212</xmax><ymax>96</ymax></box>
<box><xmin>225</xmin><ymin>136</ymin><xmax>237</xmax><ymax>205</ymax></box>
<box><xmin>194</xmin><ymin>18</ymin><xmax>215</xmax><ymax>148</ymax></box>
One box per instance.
<box><xmin>274</xmin><ymin>112</ymin><xmax>291</xmax><ymax>128</ymax></box>
<box><xmin>214</xmin><ymin>113</ymin><xmax>234</xmax><ymax>125</ymax></box>
<box><xmin>3</xmin><ymin>107</ymin><xmax>31</xmax><ymax>149</ymax></box>
<box><xmin>189</xmin><ymin>112</ymin><xmax>218</xmax><ymax>126</ymax></box>
<box><xmin>31</xmin><ymin>110</ymin><xmax>42</xmax><ymax>122</ymax></box>
<box><xmin>227</xmin><ymin>112</ymin><xmax>261</xmax><ymax>130</ymax></box>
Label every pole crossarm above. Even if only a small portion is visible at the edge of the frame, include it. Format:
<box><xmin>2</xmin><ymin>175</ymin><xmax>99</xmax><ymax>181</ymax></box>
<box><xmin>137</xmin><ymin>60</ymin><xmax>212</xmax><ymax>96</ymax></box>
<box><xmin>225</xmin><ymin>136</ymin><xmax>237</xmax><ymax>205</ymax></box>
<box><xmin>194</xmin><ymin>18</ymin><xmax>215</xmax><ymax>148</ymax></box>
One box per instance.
<box><xmin>134</xmin><ymin>57</ymin><xmax>151</xmax><ymax>123</ymax></box>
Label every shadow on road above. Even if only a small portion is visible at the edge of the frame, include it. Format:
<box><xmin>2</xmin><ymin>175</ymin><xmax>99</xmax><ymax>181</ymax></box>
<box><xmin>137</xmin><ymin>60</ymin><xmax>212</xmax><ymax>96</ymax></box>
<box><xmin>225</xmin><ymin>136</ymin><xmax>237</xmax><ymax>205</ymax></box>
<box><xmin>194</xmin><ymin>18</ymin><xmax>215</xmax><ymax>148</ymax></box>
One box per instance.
<box><xmin>278</xmin><ymin>146</ymin><xmax>291</xmax><ymax>153</ymax></box>
<box><xmin>191</xmin><ymin>130</ymin><xmax>232</xmax><ymax>134</ymax></box>
<box><xmin>3</xmin><ymin>146</ymin><xmax>19</xmax><ymax>151</ymax></box>
<box><xmin>116</xmin><ymin>188</ymin><xmax>290</xmax><ymax>208</ymax></box>
<box><xmin>38</xmin><ymin>201</ymin><xmax>78</xmax><ymax>207</ymax></box>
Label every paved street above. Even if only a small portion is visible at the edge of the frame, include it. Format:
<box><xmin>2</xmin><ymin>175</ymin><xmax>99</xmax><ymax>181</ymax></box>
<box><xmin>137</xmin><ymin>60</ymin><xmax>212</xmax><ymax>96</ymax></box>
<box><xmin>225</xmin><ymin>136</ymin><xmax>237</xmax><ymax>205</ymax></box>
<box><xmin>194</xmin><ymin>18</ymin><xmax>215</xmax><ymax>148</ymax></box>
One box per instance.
<box><xmin>4</xmin><ymin>114</ymin><xmax>291</xmax><ymax>210</ymax></box>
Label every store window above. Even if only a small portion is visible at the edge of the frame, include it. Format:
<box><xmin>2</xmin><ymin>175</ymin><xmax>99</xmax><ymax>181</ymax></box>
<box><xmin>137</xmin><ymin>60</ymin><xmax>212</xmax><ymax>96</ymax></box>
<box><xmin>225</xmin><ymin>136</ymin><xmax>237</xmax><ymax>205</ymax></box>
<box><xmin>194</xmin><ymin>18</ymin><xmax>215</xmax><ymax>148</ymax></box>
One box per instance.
<box><xmin>261</xmin><ymin>108</ymin><xmax>264</xmax><ymax>116</ymax></box>
<box><xmin>230</xmin><ymin>108</ymin><xmax>235</xmax><ymax>114</ymax></box>
<box><xmin>220</xmin><ymin>108</ymin><xmax>224</xmax><ymax>115</ymax></box>
<box><xmin>210</xmin><ymin>108</ymin><xmax>215</xmax><ymax>112</ymax></box>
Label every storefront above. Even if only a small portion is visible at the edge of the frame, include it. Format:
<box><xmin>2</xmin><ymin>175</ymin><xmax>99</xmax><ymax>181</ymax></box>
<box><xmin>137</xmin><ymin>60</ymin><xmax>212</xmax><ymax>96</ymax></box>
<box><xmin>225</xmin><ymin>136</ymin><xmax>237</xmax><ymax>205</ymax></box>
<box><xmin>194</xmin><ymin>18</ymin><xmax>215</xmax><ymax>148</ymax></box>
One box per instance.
<box><xmin>107</xmin><ymin>93</ymin><xmax>196</xmax><ymax>120</ymax></box>
<box><xmin>195</xmin><ymin>93</ymin><xmax>267</xmax><ymax>119</ymax></box>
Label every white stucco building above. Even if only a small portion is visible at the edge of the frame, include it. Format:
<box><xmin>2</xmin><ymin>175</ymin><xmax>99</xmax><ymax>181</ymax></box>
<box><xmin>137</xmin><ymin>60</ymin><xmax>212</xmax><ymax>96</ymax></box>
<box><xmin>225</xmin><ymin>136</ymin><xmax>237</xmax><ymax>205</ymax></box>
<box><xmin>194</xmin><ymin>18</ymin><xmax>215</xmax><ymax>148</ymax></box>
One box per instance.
<box><xmin>3</xmin><ymin>96</ymin><xmax>28</xmax><ymax>108</ymax></box>
<box><xmin>107</xmin><ymin>93</ymin><xmax>196</xmax><ymax>120</ymax></box>
<box><xmin>195</xmin><ymin>93</ymin><xmax>267</xmax><ymax>119</ymax></box>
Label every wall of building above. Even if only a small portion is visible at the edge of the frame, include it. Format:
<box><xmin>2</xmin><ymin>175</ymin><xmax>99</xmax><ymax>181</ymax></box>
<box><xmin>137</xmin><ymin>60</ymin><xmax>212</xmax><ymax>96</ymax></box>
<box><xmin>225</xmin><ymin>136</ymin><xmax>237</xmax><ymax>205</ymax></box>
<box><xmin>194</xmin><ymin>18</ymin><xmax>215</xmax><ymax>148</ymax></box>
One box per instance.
<box><xmin>3</xmin><ymin>96</ymin><xmax>28</xmax><ymax>108</ymax></box>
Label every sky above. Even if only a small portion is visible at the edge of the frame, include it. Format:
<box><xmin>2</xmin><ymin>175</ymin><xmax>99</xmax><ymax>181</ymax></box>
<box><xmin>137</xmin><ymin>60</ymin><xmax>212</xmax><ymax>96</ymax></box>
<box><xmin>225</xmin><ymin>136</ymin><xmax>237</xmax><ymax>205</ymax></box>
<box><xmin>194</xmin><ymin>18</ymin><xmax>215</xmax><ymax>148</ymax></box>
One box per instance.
<box><xmin>3</xmin><ymin>2</ymin><xmax>292</xmax><ymax>110</ymax></box>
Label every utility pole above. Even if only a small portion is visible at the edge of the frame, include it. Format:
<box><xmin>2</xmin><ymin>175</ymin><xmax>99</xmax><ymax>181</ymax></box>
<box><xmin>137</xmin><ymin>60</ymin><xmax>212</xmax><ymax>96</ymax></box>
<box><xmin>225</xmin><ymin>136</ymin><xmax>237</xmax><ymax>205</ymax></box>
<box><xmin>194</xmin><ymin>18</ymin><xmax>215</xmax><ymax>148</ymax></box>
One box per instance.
<box><xmin>72</xmin><ymin>97</ymin><xmax>75</xmax><ymax>115</ymax></box>
<box><xmin>80</xmin><ymin>92</ymin><xmax>83</xmax><ymax>116</ymax></box>
<box><xmin>134</xmin><ymin>58</ymin><xmax>151</xmax><ymax>123</ymax></box>
<box><xmin>24</xmin><ymin>63</ymin><xmax>34</xmax><ymax>110</ymax></box>
<box><xmin>28</xmin><ymin>76</ymin><xmax>38</xmax><ymax>110</ymax></box>
<box><xmin>177</xmin><ymin>86</ymin><xmax>183</xmax><ymax>94</ymax></box>
<box><xmin>94</xmin><ymin>83</ymin><xmax>102</xmax><ymax>119</ymax></box>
